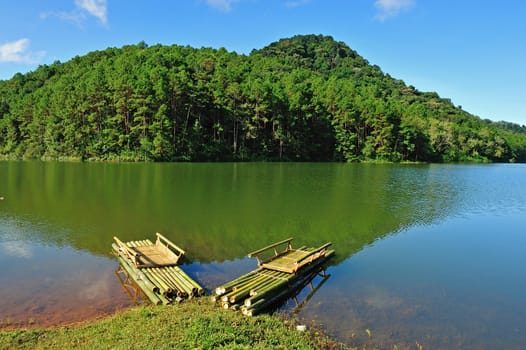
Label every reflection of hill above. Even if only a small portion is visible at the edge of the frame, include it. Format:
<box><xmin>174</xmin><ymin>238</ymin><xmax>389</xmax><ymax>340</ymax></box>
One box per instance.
<box><xmin>0</xmin><ymin>162</ymin><xmax>458</xmax><ymax>263</ymax></box>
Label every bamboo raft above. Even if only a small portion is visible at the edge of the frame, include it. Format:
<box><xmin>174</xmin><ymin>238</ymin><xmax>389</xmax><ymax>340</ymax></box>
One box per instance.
<box><xmin>112</xmin><ymin>232</ymin><xmax>204</xmax><ymax>305</ymax></box>
<box><xmin>212</xmin><ymin>238</ymin><xmax>334</xmax><ymax>316</ymax></box>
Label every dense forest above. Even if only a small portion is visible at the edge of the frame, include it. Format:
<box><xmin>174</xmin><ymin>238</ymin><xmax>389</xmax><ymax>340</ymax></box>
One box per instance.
<box><xmin>1</xmin><ymin>34</ymin><xmax>526</xmax><ymax>162</ymax></box>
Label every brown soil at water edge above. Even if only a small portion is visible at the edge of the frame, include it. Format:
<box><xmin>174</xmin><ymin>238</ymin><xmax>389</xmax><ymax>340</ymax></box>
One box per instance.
<box><xmin>0</xmin><ymin>299</ymin><xmax>134</xmax><ymax>330</ymax></box>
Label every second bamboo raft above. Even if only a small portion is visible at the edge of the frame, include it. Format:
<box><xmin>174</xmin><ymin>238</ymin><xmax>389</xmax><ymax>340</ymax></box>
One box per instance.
<box><xmin>212</xmin><ymin>238</ymin><xmax>334</xmax><ymax>316</ymax></box>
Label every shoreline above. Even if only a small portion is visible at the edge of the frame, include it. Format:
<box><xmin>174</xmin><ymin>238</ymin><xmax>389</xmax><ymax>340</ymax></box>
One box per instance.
<box><xmin>1</xmin><ymin>155</ymin><xmax>502</xmax><ymax>164</ymax></box>
<box><xmin>0</xmin><ymin>300</ymin><xmax>351</xmax><ymax>350</ymax></box>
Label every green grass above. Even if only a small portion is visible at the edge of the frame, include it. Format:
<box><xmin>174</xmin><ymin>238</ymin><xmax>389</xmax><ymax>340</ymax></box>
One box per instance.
<box><xmin>0</xmin><ymin>299</ymin><xmax>350</xmax><ymax>350</ymax></box>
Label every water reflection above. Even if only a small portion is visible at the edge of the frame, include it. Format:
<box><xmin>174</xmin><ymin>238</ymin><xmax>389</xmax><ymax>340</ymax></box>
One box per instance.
<box><xmin>1</xmin><ymin>240</ymin><xmax>33</xmax><ymax>259</ymax></box>
<box><xmin>1</xmin><ymin>162</ymin><xmax>525</xmax><ymax>349</ymax></box>
<box><xmin>255</xmin><ymin>267</ymin><xmax>332</xmax><ymax>316</ymax></box>
<box><xmin>296</xmin><ymin>212</ymin><xmax>526</xmax><ymax>349</ymax></box>
<box><xmin>114</xmin><ymin>266</ymin><xmax>149</xmax><ymax>305</ymax></box>
<box><xmin>0</xmin><ymin>221</ymin><xmax>130</xmax><ymax>328</ymax></box>
<box><xmin>0</xmin><ymin>162</ymin><xmax>460</xmax><ymax>263</ymax></box>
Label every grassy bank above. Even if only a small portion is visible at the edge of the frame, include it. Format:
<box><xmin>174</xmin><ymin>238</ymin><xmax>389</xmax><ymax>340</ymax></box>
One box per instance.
<box><xmin>0</xmin><ymin>299</ymin><xmax>350</xmax><ymax>350</ymax></box>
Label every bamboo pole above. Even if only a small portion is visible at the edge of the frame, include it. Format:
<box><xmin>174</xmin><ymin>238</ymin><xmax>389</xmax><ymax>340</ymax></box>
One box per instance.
<box><xmin>244</xmin><ymin>251</ymin><xmax>335</xmax><ymax>312</ymax></box>
<box><xmin>226</xmin><ymin>272</ymin><xmax>268</xmax><ymax>293</ymax></box>
<box><xmin>144</xmin><ymin>268</ymin><xmax>172</xmax><ymax>295</ymax></box>
<box><xmin>114</xmin><ymin>237</ymin><xmax>140</xmax><ymax>266</ymax></box>
<box><xmin>227</xmin><ymin>274</ymin><xmax>277</xmax><ymax>304</ymax></box>
<box><xmin>167</xmin><ymin>266</ymin><xmax>198</xmax><ymax>295</ymax></box>
<box><xmin>166</xmin><ymin>269</ymin><xmax>193</xmax><ymax>297</ymax></box>
<box><xmin>244</xmin><ymin>277</ymin><xmax>290</xmax><ymax>307</ymax></box>
<box><xmin>115</xmin><ymin>254</ymin><xmax>162</xmax><ymax>305</ymax></box>
<box><xmin>153</xmin><ymin>268</ymin><xmax>187</xmax><ymax>297</ymax></box>
<box><xmin>215</xmin><ymin>269</ymin><xmax>262</xmax><ymax>295</ymax></box>
<box><xmin>247</xmin><ymin>237</ymin><xmax>293</xmax><ymax>258</ymax></box>
<box><xmin>249</xmin><ymin>275</ymin><xmax>287</xmax><ymax>296</ymax></box>
<box><xmin>295</xmin><ymin>242</ymin><xmax>332</xmax><ymax>266</ymax></box>
<box><xmin>171</xmin><ymin>266</ymin><xmax>204</xmax><ymax>295</ymax></box>
<box><xmin>217</xmin><ymin>270</ymin><xmax>286</xmax><ymax>304</ymax></box>
<box><xmin>156</xmin><ymin>232</ymin><xmax>186</xmax><ymax>255</ymax></box>
<box><xmin>247</xmin><ymin>271</ymin><xmax>286</xmax><ymax>295</ymax></box>
<box><xmin>236</xmin><ymin>273</ymin><xmax>265</xmax><ymax>289</ymax></box>
<box><xmin>169</xmin><ymin>267</ymin><xmax>195</xmax><ymax>294</ymax></box>
<box><xmin>161</xmin><ymin>268</ymin><xmax>188</xmax><ymax>292</ymax></box>
<box><xmin>141</xmin><ymin>268</ymin><xmax>166</xmax><ymax>293</ymax></box>
<box><xmin>112</xmin><ymin>236</ymin><xmax>206</xmax><ymax>304</ymax></box>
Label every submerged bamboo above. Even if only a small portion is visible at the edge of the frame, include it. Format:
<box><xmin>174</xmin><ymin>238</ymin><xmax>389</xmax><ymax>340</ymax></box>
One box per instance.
<box><xmin>245</xmin><ymin>270</ymin><xmax>320</xmax><ymax>316</ymax></box>
<box><xmin>113</xmin><ymin>246</ymin><xmax>168</xmax><ymax>297</ymax></box>
<box><xmin>116</xmin><ymin>255</ymin><xmax>162</xmax><ymax>305</ymax></box>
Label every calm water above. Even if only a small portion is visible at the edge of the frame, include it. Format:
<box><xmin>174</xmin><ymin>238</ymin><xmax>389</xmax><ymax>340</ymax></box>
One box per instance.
<box><xmin>0</xmin><ymin>162</ymin><xmax>525</xmax><ymax>349</ymax></box>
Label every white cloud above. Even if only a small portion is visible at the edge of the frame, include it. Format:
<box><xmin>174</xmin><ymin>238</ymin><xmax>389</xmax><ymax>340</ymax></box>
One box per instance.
<box><xmin>40</xmin><ymin>11</ymin><xmax>85</xmax><ymax>26</ymax></box>
<box><xmin>75</xmin><ymin>0</ymin><xmax>107</xmax><ymax>24</ymax></box>
<box><xmin>0</xmin><ymin>38</ymin><xmax>45</xmax><ymax>64</ymax></box>
<box><xmin>206</xmin><ymin>0</ymin><xmax>239</xmax><ymax>12</ymax></box>
<box><xmin>41</xmin><ymin>0</ymin><xmax>107</xmax><ymax>25</ymax></box>
<box><xmin>1</xmin><ymin>241</ymin><xmax>33</xmax><ymax>258</ymax></box>
<box><xmin>375</xmin><ymin>0</ymin><xmax>415</xmax><ymax>21</ymax></box>
<box><xmin>285</xmin><ymin>0</ymin><xmax>311</xmax><ymax>8</ymax></box>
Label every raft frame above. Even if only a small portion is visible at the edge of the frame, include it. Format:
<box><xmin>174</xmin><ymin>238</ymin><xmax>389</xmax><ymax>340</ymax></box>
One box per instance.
<box><xmin>247</xmin><ymin>237</ymin><xmax>332</xmax><ymax>274</ymax></box>
<box><xmin>114</xmin><ymin>232</ymin><xmax>185</xmax><ymax>268</ymax></box>
<box><xmin>214</xmin><ymin>237</ymin><xmax>334</xmax><ymax>315</ymax></box>
<box><xmin>112</xmin><ymin>233</ymin><xmax>203</xmax><ymax>305</ymax></box>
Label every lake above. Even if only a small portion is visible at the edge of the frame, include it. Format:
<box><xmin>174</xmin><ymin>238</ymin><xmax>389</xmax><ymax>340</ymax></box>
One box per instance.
<box><xmin>0</xmin><ymin>161</ymin><xmax>525</xmax><ymax>349</ymax></box>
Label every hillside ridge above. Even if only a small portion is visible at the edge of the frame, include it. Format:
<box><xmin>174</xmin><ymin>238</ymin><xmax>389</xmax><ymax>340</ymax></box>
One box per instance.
<box><xmin>1</xmin><ymin>34</ymin><xmax>525</xmax><ymax>162</ymax></box>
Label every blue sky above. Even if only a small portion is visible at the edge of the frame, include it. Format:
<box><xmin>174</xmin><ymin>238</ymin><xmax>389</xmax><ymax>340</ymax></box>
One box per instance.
<box><xmin>1</xmin><ymin>0</ymin><xmax>525</xmax><ymax>125</ymax></box>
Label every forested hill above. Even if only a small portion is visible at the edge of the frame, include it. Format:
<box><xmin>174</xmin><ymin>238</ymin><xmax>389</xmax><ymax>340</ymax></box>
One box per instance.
<box><xmin>1</xmin><ymin>34</ymin><xmax>526</xmax><ymax>162</ymax></box>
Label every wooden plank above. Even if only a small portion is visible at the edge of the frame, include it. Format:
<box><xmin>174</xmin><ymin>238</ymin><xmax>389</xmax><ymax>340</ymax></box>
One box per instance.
<box><xmin>114</xmin><ymin>236</ymin><xmax>141</xmax><ymax>266</ymax></box>
<box><xmin>247</xmin><ymin>237</ymin><xmax>293</xmax><ymax>258</ymax></box>
<box><xmin>115</xmin><ymin>234</ymin><xmax>185</xmax><ymax>268</ymax></box>
<box><xmin>156</xmin><ymin>232</ymin><xmax>185</xmax><ymax>256</ymax></box>
<box><xmin>295</xmin><ymin>242</ymin><xmax>332</xmax><ymax>265</ymax></box>
<box><xmin>259</xmin><ymin>243</ymin><xmax>333</xmax><ymax>274</ymax></box>
<box><xmin>134</xmin><ymin>245</ymin><xmax>180</xmax><ymax>267</ymax></box>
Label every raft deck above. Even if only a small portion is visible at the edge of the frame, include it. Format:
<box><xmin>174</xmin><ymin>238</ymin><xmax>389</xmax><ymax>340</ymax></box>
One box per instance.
<box><xmin>212</xmin><ymin>238</ymin><xmax>334</xmax><ymax>316</ymax></box>
<box><xmin>112</xmin><ymin>232</ymin><xmax>204</xmax><ymax>305</ymax></box>
<box><xmin>248</xmin><ymin>237</ymin><xmax>332</xmax><ymax>273</ymax></box>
